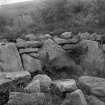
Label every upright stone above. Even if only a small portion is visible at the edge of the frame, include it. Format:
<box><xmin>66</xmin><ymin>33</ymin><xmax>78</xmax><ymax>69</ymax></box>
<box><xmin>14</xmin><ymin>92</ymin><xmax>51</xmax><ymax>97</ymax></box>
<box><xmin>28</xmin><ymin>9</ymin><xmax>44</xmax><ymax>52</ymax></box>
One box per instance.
<box><xmin>0</xmin><ymin>43</ymin><xmax>23</xmax><ymax>72</ymax></box>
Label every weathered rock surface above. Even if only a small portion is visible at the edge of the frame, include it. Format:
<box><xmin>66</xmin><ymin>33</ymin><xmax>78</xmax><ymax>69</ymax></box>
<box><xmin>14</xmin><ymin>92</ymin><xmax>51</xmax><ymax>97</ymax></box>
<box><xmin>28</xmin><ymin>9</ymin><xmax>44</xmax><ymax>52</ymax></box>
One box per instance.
<box><xmin>22</xmin><ymin>54</ymin><xmax>42</xmax><ymax>73</ymax></box>
<box><xmin>6</xmin><ymin>92</ymin><xmax>45</xmax><ymax>105</ymax></box>
<box><xmin>16</xmin><ymin>41</ymin><xmax>42</xmax><ymax>48</ymax></box>
<box><xmin>80</xmin><ymin>40</ymin><xmax>105</xmax><ymax>76</ymax></box>
<box><xmin>86</xmin><ymin>95</ymin><xmax>105</xmax><ymax>105</ymax></box>
<box><xmin>0</xmin><ymin>43</ymin><xmax>23</xmax><ymax>72</ymax></box>
<box><xmin>78</xmin><ymin>76</ymin><xmax>105</xmax><ymax>97</ymax></box>
<box><xmin>33</xmin><ymin>74</ymin><xmax>52</xmax><ymax>92</ymax></box>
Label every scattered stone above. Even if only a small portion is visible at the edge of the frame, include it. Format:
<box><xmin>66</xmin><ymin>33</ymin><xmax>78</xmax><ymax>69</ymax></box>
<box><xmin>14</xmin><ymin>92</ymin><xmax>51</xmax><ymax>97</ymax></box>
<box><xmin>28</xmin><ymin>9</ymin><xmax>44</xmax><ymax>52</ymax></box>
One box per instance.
<box><xmin>62</xmin><ymin>43</ymin><xmax>80</xmax><ymax>50</ymax></box>
<box><xmin>6</xmin><ymin>92</ymin><xmax>45</xmax><ymax>105</ymax></box>
<box><xmin>24</xmin><ymin>79</ymin><xmax>41</xmax><ymax>93</ymax></box>
<box><xmin>16</xmin><ymin>38</ymin><xmax>25</xmax><ymax>43</ymax></box>
<box><xmin>78</xmin><ymin>76</ymin><xmax>105</xmax><ymax>97</ymax></box>
<box><xmin>53</xmin><ymin>37</ymin><xmax>68</xmax><ymax>45</ymax></box>
<box><xmin>78</xmin><ymin>32</ymin><xmax>90</xmax><ymax>40</ymax></box>
<box><xmin>44</xmin><ymin>34</ymin><xmax>52</xmax><ymax>38</ymax></box>
<box><xmin>50</xmin><ymin>79</ymin><xmax>77</xmax><ymax>95</ymax></box>
<box><xmin>16</xmin><ymin>41</ymin><xmax>42</xmax><ymax>48</ymax></box>
<box><xmin>67</xmin><ymin>89</ymin><xmax>87</xmax><ymax>105</ymax></box>
<box><xmin>19</xmin><ymin>48</ymin><xmax>39</xmax><ymax>54</ymax></box>
<box><xmin>0</xmin><ymin>43</ymin><xmax>23</xmax><ymax>72</ymax></box>
<box><xmin>86</xmin><ymin>95</ymin><xmax>105</xmax><ymax>105</ymax></box>
<box><xmin>80</xmin><ymin>40</ymin><xmax>105</xmax><ymax>76</ymax></box>
<box><xmin>60</xmin><ymin>32</ymin><xmax>72</xmax><ymax>39</ymax></box>
<box><xmin>22</xmin><ymin>54</ymin><xmax>42</xmax><ymax>73</ymax></box>
<box><xmin>33</xmin><ymin>74</ymin><xmax>52</xmax><ymax>92</ymax></box>
<box><xmin>25</xmin><ymin>34</ymin><xmax>37</xmax><ymax>41</ymax></box>
<box><xmin>29</xmin><ymin>53</ymin><xmax>39</xmax><ymax>58</ymax></box>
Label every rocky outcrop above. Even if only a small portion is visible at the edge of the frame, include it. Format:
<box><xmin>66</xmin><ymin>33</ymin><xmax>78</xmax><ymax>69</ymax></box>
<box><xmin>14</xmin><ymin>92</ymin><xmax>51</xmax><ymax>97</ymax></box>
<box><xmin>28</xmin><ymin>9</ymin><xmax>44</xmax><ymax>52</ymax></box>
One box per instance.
<box><xmin>0</xmin><ymin>32</ymin><xmax>105</xmax><ymax>105</ymax></box>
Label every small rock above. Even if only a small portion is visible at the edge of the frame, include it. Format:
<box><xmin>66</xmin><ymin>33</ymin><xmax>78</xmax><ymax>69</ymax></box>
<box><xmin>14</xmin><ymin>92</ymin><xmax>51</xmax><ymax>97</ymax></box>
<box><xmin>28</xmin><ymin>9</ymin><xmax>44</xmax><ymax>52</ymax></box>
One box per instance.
<box><xmin>19</xmin><ymin>48</ymin><xmax>39</xmax><ymax>54</ymax></box>
<box><xmin>6</xmin><ymin>92</ymin><xmax>45</xmax><ymax>105</ymax></box>
<box><xmin>78</xmin><ymin>76</ymin><xmax>105</xmax><ymax>97</ymax></box>
<box><xmin>60</xmin><ymin>32</ymin><xmax>72</xmax><ymax>39</ymax></box>
<box><xmin>16</xmin><ymin>38</ymin><xmax>25</xmax><ymax>43</ymax></box>
<box><xmin>67</xmin><ymin>89</ymin><xmax>87</xmax><ymax>105</ymax></box>
<box><xmin>24</xmin><ymin>79</ymin><xmax>41</xmax><ymax>93</ymax></box>
<box><xmin>53</xmin><ymin>37</ymin><xmax>68</xmax><ymax>45</ymax></box>
<box><xmin>50</xmin><ymin>79</ymin><xmax>77</xmax><ymax>94</ymax></box>
<box><xmin>78</xmin><ymin>32</ymin><xmax>90</xmax><ymax>40</ymax></box>
<box><xmin>62</xmin><ymin>43</ymin><xmax>80</xmax><ymax>50</ymax></box>
<box><xmin>33</xmin><ymin>74</ymin><xmax>52</xmax><ymax>92</ymax></box>
<box><xmin>25</xmin><ymin>34</ymin><xmax>36</xmax><ymax>41</ymax></box>
<box><xmin>29</xmin><ymin>53</ymin><xmax>39</xmax><ymax>58</ymax></box>
<box><xmin>86</xmin><ymin>95</ymin><xmax>105</xmax><ymax>105</ymax></box>
<box><xmin>16</xmin><ymin>41</ymin><xmax>42</xmax><ymax>48</ymax></box>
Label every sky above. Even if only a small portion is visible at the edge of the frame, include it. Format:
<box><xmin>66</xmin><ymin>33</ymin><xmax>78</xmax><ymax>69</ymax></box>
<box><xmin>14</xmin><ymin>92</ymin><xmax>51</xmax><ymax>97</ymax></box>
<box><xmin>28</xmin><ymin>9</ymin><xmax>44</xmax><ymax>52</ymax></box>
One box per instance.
<box><xmin>0</xmin><ymin>0</ymin><xmax>34</xmax><ymax>5</ymax></box>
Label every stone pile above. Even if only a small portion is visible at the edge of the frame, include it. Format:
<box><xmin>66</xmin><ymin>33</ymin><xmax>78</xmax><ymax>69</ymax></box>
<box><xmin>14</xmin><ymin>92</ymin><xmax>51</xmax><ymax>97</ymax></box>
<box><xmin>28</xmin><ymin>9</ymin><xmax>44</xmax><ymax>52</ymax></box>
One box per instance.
<box><xmin>0</xmin><ymin>32</ymin><xmax>104</xmax><ymax>104</ymax></box>
<box><xmin>53</xmin><ymin>32</ymin><xmax>80</xmax><ymax>53</ymax></box>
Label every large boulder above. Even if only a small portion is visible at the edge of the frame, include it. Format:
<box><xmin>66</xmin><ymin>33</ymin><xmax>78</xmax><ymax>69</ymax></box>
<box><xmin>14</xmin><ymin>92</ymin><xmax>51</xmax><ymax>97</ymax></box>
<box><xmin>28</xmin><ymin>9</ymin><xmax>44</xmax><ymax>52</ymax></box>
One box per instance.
<box><xmin>86</xmin><ymin>95</ymin><xmax>105</xmax><ymax>105</ymax></box>
<box><xmin>0</xmin><ymin>43</ymin><xmax>23</xmax><ymax>72</ymax></box>
<box><xmin>22</xmin><ymin>54</ymin><xmax>42</xmax><ymax>73</ymax></box>
<box><xmin>78</xmin><ymin>76</ymin><xmax>105</xmax><ymax>97</ymax></box>
<box><xmin>39</xmin><ymin>39</ymin><xmax>80</xmax><ymax>71</ymax></box>
<box><xmin>80</xmin><ymin>40</ymin><xmax>105</xmax><ymax>76</ymax></box>
<box><xmin>6</xmin><ymin>92</ymin><xmax>45</xmax><ymax>105</ymax></box>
